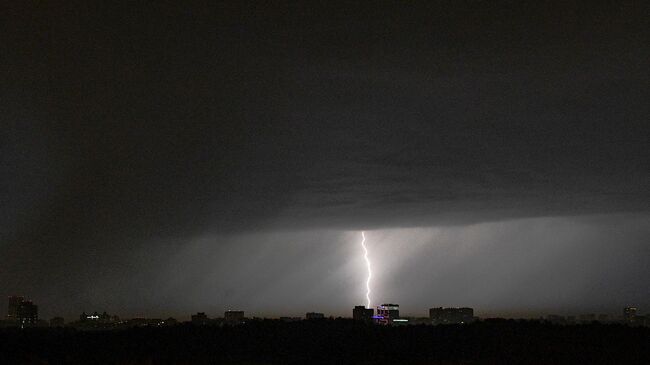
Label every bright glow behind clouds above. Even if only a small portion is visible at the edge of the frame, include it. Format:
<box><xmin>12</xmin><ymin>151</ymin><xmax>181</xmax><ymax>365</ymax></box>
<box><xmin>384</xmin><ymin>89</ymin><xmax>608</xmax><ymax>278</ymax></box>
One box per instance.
<box><xmin>41</xmin><ymin>215</ymin><xmax>649</xmax><ymax>319</ymax></box>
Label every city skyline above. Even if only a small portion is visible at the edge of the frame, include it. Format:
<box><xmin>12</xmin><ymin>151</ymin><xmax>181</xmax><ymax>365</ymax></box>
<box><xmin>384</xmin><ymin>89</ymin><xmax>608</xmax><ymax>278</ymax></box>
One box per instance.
<box><xmin>5</xmin><ymin>294</ymin><xmax>647</xmax><ymax>331</ymax></box>
<box><xmin>3</xmin><ymin>220</ymin><xmax>649</xmax><ymax>320</ymax></box>
<box><xmin>2</xmin><ymin>1</ymin><xmax>648</xmax><ymax>324</ymax></box>
<box><xmin>5</xmin><ymin>291</ymin><xmax>646</xmax><ymax>323</ymax></box>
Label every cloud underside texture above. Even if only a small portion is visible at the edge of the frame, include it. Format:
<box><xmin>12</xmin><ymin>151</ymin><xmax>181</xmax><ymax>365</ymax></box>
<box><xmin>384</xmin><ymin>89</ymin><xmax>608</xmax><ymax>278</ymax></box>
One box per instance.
<box><xmin>1</xmin><ymin>2</ymin><xmax>648</xmax><ymax>315</ymax></box>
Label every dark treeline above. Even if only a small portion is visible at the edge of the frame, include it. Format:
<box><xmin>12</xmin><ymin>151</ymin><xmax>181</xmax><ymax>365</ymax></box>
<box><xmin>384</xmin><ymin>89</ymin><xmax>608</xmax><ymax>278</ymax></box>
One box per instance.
<box><xmin>1</xmin><ymin>319</ymin><xmax>648</xmax><ymax>364</ymax></box>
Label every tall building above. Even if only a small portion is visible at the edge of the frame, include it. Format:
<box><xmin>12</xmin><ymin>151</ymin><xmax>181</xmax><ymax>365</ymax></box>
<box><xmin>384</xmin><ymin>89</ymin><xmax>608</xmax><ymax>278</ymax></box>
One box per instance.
<box><xmin>375</xmin><ymin>304</ymin><xmax>400</xmax><ymax>325</ymax></box>
<box><xmin>353</xmin><ymin>305</ymin><xmax>374</xmax><ymax>323</ymax></box>
<box><xmin>429</xmin><ymin>307</ymin><xmax>474</xmax><ymax>324</ymax></box>
<box><xmin>16</xmin><ymin>300</ymin><xmax>38</xmax><ymax>327</ymax></box>
<box><xmin>7</xmin><ymin>296</ymin><xmax>24</xmax><ymax>321</ymax></box>
<box><xmin>306</xmin><ymin>312</ymin><xmax>325</xmax><ymax>320</ymax></box>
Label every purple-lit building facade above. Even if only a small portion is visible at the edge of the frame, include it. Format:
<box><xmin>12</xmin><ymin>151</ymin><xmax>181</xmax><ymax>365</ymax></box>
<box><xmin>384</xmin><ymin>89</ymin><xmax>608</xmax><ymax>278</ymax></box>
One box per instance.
<box><xmin>374</xmin><ymin>304</ymin><xmax>400</xmax><ymax>325</ymax></box>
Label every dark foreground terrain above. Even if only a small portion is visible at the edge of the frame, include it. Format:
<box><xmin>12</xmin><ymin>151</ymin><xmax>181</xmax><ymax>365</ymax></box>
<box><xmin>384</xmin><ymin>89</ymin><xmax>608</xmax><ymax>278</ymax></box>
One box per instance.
<box><xmin>1</xmin><ymin>319</ymin><xmax>648</xmax><ymax>364</ymax></box>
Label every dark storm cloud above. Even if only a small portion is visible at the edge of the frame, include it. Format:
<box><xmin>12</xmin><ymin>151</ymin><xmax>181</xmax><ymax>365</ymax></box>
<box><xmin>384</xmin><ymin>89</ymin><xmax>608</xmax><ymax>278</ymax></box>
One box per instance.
<box><xmin>1</xmin><ymin>2</ymin><xmax>648</xmax><ymax>316</ymax></box>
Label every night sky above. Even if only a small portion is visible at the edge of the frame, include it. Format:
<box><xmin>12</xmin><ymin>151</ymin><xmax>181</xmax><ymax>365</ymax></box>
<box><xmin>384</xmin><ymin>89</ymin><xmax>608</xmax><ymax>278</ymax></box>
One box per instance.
<box><xmin>2</xmin><ymin>2</ymin><xmax>649</xmax><ymax>320</ymax></box>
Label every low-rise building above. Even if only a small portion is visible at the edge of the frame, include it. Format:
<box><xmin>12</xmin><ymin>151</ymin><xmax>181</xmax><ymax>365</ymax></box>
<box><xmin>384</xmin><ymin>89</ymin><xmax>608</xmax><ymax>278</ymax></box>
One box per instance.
<box><xmin>191</xmin><ymin>312</ymin><xmax>209</xmax><ymax>325</ymax></box>
<box><xmin>429</xmin><ymin>307</ymin><xmax>475</xmax><ymax>325</ymax></box>
<box><xmin>306</xmin><ymin>312</ymin><xmax>325</xmax><ymax>320</ymax></box>
<box><xmin>224</xmin><ymin>310</ymin><xmax>245</xmax><ymax>324</ymax></box>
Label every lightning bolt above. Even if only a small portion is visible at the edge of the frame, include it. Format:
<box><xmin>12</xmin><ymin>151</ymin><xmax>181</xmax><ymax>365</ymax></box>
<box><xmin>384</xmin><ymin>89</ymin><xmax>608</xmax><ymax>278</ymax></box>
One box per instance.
<box><xmin>360</xmin><ymin>231</ymin><xmax>372</xmax><ymax>308</ymax></box>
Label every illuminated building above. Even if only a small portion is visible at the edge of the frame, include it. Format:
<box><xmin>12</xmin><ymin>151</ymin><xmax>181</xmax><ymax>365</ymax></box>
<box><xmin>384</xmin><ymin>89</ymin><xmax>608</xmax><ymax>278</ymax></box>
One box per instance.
<box><xmin>79</xmin><ymin>311</ymin><xmax>117</xmax><ymax>323</ymax></box>
<box><xmin>392</xmin><ymin>318</ymin><xmax>409</xmax><ymax>325</ymax></box>
<box><xmin>402</xmin><ymin>317</ymin><xmax>430</xmax><ymax>325</ymax></box>
<box><xmin>79</xmin><ymin>311</ymin><xmax>99</xmax><ymax>321</ymax></box>
<box><xmin>429</xmin><ymin>307</ymin><xmax>474</xmax><ymax>324</ymax></box>
<box><xmin>375</xmin><ymin>304</ymin><xmax>400</xmax><ymax>325</ymax></box>
<box><xmin>16</xmin><ymin>300</ymin><xmax>38</xmax><ymax>327</ymax></box>
<box><xmin>75</xmin><ymin>311</ymin><xmax>119</xmax><ymax>329</ymax></box>
<box><xmin>6</xmin><ymin>296</ymin><xmax>24</xmax><ymax>321</ymax></box>
<box><xmin>224</xmin><ymin>310</ymin><xmax>245</xmax><ymax>324</ymax></box>
<box><xmin>623</xmin><ymin>307</ymin><xmax>638</xmax><ymax>323</ymax></box>
<box><xmin>353</xmin><ymin>305</ymin><xmax>374</xmax><ymax>323</ymax></box>
<box><xmin>306</xmin><ymin>312</ymin><xmax>325</xmax><ymax>320</ymax></box>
